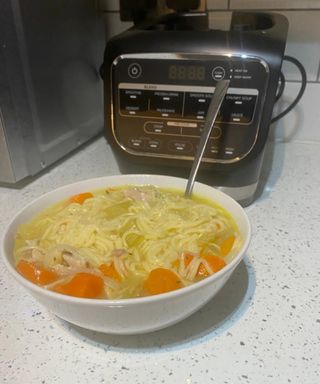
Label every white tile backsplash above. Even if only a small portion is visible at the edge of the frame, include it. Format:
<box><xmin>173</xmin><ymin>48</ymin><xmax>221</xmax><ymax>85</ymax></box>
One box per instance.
<box><xmin>280</xmin><ymin>11</ymin><xmax>320</xmax><ymax>82</ymax></box>
<box><xmin>99</xmin><ymin>0</ymin><xmax>228</xmax><ymax>11</ymax></box>
<box><xmin>271</xmin><ymin>82</ymin><xmax>320</xmax><ymax>143</ymax></box>
<box><xmin>99</xmin><ymin>0</ymin><xmax>229</xmax><ymax>12</ymax></box>
<box><xmin>99</xmin><ymin>0</ymin><xmax>119</xmax><ymax>12</ymax></box>
<box><xmin>206</xmin><ymin>0</ymin><xmax>228</xmax><ymax>10</ymax></box>
<box><xmin>99</xmin><ymin>0</ymin><xmax>320</xmax><ymax>11</ymax></box>
<box><xmin>103</xmin><ymin>12</ymin><xmax>133</xmax><ymax>39</ymax></box>
<box><xmin>230</xmin><ymin>0</ymin><xmax>320</xmax><ymax>9</ymax></box>
<box><xmin>208</xmin><ymin>11</ymin><xmax>231</xmax><ymax>30</ymax></box>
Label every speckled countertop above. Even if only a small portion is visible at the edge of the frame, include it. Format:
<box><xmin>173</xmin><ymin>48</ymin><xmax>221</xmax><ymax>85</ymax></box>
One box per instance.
<box><xmin>0</xmin><ymin>136</ymin><xmax>319</xmax><ymax>384</ymax></box>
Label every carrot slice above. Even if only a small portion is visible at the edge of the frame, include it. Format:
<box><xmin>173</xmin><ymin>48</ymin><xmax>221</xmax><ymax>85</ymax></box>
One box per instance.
<box><xmin>197</xmin><ymin>254</ymin><xmax>226</xmax><ymax>277</ymax></box>
<box><xmin>143</xmin><ymin>268</ymin><xmax>183</xmax><ymax>295</ymax></box>
<box><xmin>175</xmin><ymin>252</ymin><xmax>226</xmax><ymax>278</ymax></box>
<box><xmin>220</xmin><ymin>235</ymin><xmax>235</xmax><ymax>256</ymax></box>
<box><xmin>99</xmin><ymin>263</ymin><xmax>121</xmax><ymax>282</ymax></box>
<box><xmin>53</xmin><ymin>272</ymin><xmax>104</xmax><ymax>298</ymax></box>
<box><xmin>171</xmin><ymin>259</ymin><xmax>179</xmax><ymax>269</ymax></box>
<box><xmin>69</xmin><ymin>192</ymin><xmax>93</xmax><ymax>205</ymax></box>
<box><xmin>172</xmin><ymin>253</ymin><xmax>194</xmax><ymax>269</ymax></box>
<box><xmin>184</xmin><ymin>253</ymin><xmax>194</xmax><ymax>267</ymax></box>
<box><xmin>172</xmin><ymin>253</ymin><xmax>193</xmax><ymax>269</ymax></box>
<box><xmin>16</xmin><ymin>259</ymin><xmax>58</xmax><ymax>285</ymax></box>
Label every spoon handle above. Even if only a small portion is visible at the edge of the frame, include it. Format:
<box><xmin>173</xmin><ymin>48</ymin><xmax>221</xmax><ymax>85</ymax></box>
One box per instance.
<box><xmin>184</xmin><ymin>79</ymin><xmax>230</xmax><ymax>197</ymax></box>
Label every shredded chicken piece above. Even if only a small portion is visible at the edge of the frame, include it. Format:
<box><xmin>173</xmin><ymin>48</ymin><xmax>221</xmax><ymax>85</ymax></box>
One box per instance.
<box><xmin>178</xmin><ymin>251</ymin><xmax>203</xmax><ymax>281</ymax></box>
<box><xmin>52</xmin><ymin>264</ymin><xmax>88</xmax><ymax>275</ymax></box>
<box><xmin>31</xmin><ymin>248</ymin><xmax>46</xmax><ymax>263</ymax></box>
<box><xmin>16</xmin><ymin>246</ymin><xmax>44</xmax><ymax>260</ymax></box>
<box><xmin>123</xmin><ymin>187</ymin><xmax>148</xmax><ymax>201</ymax></box>
<box><xmin>113</xmin><ymin>255</ymin><xmax>127</xmax><ymax>278</ymax></box>
<box><xmin>111</xmin><ymin>248</ymin><xmax>127</xmax><ymax>257</ymax></box>
<box><xmin>62</xmin><ymin>251</ymin><xmax>88</xmax><ymax>269</ymax></box>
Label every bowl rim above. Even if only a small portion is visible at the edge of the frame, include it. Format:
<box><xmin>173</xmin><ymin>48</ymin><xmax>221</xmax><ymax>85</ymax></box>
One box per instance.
<box><xmin>1</xmin><ymin>174</ymin><xmax>251</xmax><ymax>306</ymax></box>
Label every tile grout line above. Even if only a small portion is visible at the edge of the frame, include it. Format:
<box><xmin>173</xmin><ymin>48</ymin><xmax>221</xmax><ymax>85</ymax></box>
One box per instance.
<box><xmin>285</xmin><ymin>79</ymin><xmax>319</xmax><ymax>84</ymax></box>
<box><xmin>103</xmin><ymin>9</ymin><xmax>320</xmax><ymax>13</ymax></box>
<box><xmin>227</xmin><ymin>8</ymin><xmax>320</xmax><ymax>11</ymax></box>
<box><xmin>316</xmin><ymin>61</ymin><xmax>320</xmax><ymax>82</ymax></box>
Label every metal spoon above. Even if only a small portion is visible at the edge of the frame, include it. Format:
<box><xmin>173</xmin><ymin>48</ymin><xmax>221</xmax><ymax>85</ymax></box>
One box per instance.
<box><xmin>184</xmin><ymin>79</ymin><xmax>230</xmax><ymax>197</ymax></box>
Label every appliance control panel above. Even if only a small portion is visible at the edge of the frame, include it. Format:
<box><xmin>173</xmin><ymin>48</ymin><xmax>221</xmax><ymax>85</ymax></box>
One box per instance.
<box><xmin>111</xmin><ymin>54</ymin><xmax>269</xmax><ymax>163</ymax></box>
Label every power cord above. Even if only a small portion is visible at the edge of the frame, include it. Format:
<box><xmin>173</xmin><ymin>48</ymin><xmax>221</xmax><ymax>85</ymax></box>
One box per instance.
<box><xmin>274</xmin><ymin>71</ymin><xmax>285</xmax><ymax>102</ymax></box>
<box><xmin>271</xmin><ymin>55</ymin><xmax>307</xmax><ymax>123</ymax></box>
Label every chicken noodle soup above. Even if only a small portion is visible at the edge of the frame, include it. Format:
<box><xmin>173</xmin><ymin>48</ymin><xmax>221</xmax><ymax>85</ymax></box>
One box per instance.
<box><xmin>14</xmin><ymin>185</ymin><xmax>241</xmax><ymax>299</ymax></box>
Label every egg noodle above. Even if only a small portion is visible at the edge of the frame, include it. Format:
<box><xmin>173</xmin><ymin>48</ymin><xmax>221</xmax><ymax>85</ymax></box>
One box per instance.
<box><xmin>14</xmin><ymin>185</ymin><xmax>241</xmax><ymax>299</ymax></box>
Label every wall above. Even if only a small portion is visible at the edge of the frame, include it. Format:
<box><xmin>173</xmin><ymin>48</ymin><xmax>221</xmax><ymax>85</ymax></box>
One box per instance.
<box><xmin>99</xmin><ymin>0</ymin><xmax>320</xmax><ymax>143</ymax></box>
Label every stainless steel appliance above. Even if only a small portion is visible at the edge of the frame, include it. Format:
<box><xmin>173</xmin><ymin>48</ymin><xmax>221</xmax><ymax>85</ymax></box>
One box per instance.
<box><xmin>103</xmin><ymin>3</ymin><xmax>288</xmax><ymax>205</ymax></box>
<box><xmin>0</xmin><ymin>0</ymin><xmax>104</xmax><ymax>183</ymax></box>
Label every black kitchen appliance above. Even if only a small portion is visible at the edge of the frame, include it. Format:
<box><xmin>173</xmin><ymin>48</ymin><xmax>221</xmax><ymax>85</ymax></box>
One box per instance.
<box><xmin>103</xmin><ymin>3</ymin><xmax>288</xmax><ymax>205</ymax></box>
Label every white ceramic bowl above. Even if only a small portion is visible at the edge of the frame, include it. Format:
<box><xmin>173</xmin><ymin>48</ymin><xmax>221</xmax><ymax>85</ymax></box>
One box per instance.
<box><xmin>1</xmin><ymin>174</ymin><xmax>251</xmax><ymax>335</ymax></box>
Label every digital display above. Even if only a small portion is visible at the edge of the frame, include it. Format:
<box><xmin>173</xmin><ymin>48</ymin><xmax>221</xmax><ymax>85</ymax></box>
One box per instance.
<box><xmin>168</xmin><ymin>65</ymin><xmax>205</xmax><ymax>81</ymax></box>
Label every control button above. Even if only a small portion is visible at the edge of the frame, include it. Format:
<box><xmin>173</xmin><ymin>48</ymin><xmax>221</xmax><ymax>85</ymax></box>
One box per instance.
<box><xmin>149</xmin><ymin>91</ymin><xmax>183</xmax><ymax>118</ymax></box>
<box><xmin>196</xmin><ymin>124</ymin><xmax>221</xmax><ymax>139</ymax></box>
<box><xmin>208</xmin><ymin>146</ymin><xmax>219</xmax><ymax>154</ymax></box>
<box><xmin>219</xmin><ymin>94</ymin><xmax>257</xmax><ymax>124</ymax></box>
<box><xmin>119</xmin><ymin>89</ymin><xmax>148</xmax><ymax>115</ymax></box>
<box><xmin>224</xmin><ymin>147</ymin><xmax>235</xmax><ymax>157</ymax></box>
<box><xmin>206</xmin><ymin>143</ymin><xmax>220</xmax><ymax>157</ymax></box>
<box><xmin>212</xmin><ymin>66</ymin><xmax>226</xmax><ymax>81</ymax></box>
<box><xmin>204</xmin><ymin>138</ymin><xmax>222</xmax><ymax>158</ymax></box>
<box><xmin>183</xmin><ymin>92</ymin><xmax>212</xmax><ymax>120</ymax></box>
<box><xmin>128</xmin><ymin>138</ymin><xmax>144</xmax><ymax>149</ymax></box>
<box><xmin>231</xmin><ymin>115</ymin><xmax>242</xmax><ymax>122</ymax></box>
<box><xmin>128</xmin><ymin>63</ymin><xmax>142</xmax><ymax>79</ymax></box>
<box><xmin>210</xmin><ymin>126</ymin><xmax>222</xmax><ymax>139</ymax></box>
<box><xmin>146</xmin><ymin>139</ymin><xmax>161</xmax><ymax>150</ymax></box>
<box><xmin>144</xmin><ymin>122</ymin><xmax>180</xmax><ymax>135</ymax></box>
<box><xmin>168</xmin><ymin>140</ymin><xmax>193</xmax><ymax>154</ymax></box>
<box><xmin>144</xmin><ymin>122</ymin><xmax>165</xmax><ymax>134</ymax></box>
